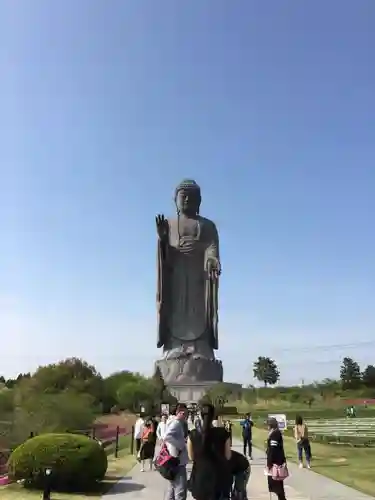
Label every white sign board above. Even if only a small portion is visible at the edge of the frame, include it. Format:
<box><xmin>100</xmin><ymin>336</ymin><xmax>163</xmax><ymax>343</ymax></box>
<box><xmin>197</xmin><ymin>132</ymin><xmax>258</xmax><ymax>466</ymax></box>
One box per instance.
<box><xmin>161</xmin><ymin>403</ymin><xmax>170</xmax><ymax>415</ymax></box>
<box><xmin>268</xmin><ymin>413</ymin><xmax>287</xmax><ymax>431</ymax></box>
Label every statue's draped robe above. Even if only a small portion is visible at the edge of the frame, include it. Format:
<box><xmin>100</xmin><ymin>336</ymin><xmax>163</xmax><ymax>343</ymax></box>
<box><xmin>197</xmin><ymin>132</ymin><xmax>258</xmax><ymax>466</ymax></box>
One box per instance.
<box><xmin>157</xmin><ymin>215</ymin><xmax>219</xmax><ymax>359</ymax></box>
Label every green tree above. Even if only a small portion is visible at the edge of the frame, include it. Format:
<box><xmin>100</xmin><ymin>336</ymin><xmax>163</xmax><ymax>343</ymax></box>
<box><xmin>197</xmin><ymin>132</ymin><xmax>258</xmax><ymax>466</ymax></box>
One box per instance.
<box><xmin>116</xmin><ymin>380</ymin><xmax>154</xmax><ymax>413</ymax></box>
<box><xmin>362</xmin><ymin>365</ymin><xmax>375</xmax><ymax>388</ymax></box>
<box><xmin>30</xmin><ymin>358</ymin><xmax>104</xmax><ymax>405</ymax></box>
<box><xmin>253</xmin><ymin>356</ymin><xmax>280</xmax><ymax>387</ymax></box>
<box><xmin>0</xmin><ymin>387</ymin><xmax>14</xmax><ymax>413</ymax></box>
<box><xmin>103</xmin><ymin>370</ymin><xmax>150</xmax><ymax>413</ymax></box>
<box><xmin>340</xmin><ymin>357</ymin><xmax>362</xmax><ymax>389</ymax></box>
<box><xmin>150</xmin><ymin>366</ymin><xmax>177</xmax><ymax>408</ymax></box>
<box><xmin>5</xmin><ymin>378</ymin><xmax>17</xmax><ymax>389</ymax></box>
<box><xmin>152</xmin><ymin>366</ymin><xmax>166</xmax><ymax>401</ymax></box>
<box><xmin>11</xmin><ymin>391</ymin><xmax>96</xmax><ymax>446</ymax></box>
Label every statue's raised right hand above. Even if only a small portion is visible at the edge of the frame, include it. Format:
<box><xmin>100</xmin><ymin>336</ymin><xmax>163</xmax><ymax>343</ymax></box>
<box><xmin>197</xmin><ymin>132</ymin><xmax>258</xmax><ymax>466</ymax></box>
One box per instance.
<box><xmin>155</xmin><ymin>214</ymin><xmax>169</xmax><ymax>241</ymax></box>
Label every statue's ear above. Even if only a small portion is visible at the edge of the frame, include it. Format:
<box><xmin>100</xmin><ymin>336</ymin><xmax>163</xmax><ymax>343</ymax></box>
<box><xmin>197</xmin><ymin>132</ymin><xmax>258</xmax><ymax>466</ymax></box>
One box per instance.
<box><xmin>174</xmin><ymin>196</ymin><xmax>179</xmax><ymax>214</ymax></box>
<box><xmin>196</xmin><ymin>194</ymin><xmax>201</xmax><ymax>214</ymax></box>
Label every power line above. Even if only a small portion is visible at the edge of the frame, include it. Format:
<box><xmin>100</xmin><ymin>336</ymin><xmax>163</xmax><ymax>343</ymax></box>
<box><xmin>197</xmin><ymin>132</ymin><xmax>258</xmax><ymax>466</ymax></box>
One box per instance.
<box><xmin>268</xmin><ymin>339</ymin><xmax>375</xmax><ymax>354</ymax></box>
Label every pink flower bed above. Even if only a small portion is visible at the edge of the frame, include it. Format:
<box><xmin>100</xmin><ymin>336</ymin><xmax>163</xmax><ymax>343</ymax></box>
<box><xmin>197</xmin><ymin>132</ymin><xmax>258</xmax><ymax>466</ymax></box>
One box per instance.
<box><xmin>0</xmin><ymin>475</ymin><xmax>9</xmax><ymax>486</ymax></box>
<box><xmin>93</xmin><ymin>424</ymin><xmax>129</xmax><ymax>440</ymax></box>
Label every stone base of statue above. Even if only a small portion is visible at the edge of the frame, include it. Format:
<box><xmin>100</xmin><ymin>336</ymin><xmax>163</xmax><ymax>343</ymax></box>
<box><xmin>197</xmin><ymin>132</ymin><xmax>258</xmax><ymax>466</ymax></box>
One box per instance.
<box><xmin>155</xmin><ymin>353</ymin><xmax>224</xmax><ymax>403</ymax></box>
<box><xmin>156</xmin><ymin>354</ymin><xmax>223</xmax><ymax>385</ymax></box>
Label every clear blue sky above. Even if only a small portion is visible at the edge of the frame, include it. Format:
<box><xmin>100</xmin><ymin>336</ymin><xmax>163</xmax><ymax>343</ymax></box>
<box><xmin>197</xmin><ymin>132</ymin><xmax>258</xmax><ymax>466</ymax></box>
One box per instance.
<box><xmin>1</xmin><ymin>1</ymin><xmax>375</xmax><ymax>385</ymax></box>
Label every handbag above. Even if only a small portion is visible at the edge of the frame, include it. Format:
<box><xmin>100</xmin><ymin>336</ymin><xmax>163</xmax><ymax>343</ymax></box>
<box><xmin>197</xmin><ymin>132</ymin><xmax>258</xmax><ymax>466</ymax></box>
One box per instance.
<box><xmin>154</xmin><ymin>443</ymin><xmax>180</xmax><ymax>480</ymax></box>
<box><xmin>271</xmin><ymin>463</ymin><xmax>289</xmax><ymax>481</ymax></box>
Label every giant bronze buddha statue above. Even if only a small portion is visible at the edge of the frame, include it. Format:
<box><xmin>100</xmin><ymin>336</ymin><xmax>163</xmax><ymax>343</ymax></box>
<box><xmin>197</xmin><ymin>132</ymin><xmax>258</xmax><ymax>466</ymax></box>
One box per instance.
<box><xmin>155</xmin><ymin>179</ymin><xmax>223</xmax><ymax>385</ymax></box>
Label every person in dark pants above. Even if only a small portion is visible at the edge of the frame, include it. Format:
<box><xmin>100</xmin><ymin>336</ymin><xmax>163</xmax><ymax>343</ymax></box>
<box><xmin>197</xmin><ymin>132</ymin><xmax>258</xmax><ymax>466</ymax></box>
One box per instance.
<box><xmin>294</xmin><ymin>415</ymin><xmax>311</xmax><ymax>469</ymax></box>
<box><xmin>240</xmin><ymin>414</ymin><xmax>253</xmax><ymax>459</ymax></box>
<box><xmin>266</xmin><ymin>418</ymin><xmax>288</xmax><ymax>500</ymax></box>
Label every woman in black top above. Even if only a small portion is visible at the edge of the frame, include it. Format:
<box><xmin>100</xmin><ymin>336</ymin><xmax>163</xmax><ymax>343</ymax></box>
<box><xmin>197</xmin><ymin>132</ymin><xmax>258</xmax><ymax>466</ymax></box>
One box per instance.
<box><xmin>266</xmin><ymin>418</ymin><xmax>288</xmax><ymax>500</ymax></box>
<box><xmin>187</xmin><ymin>404</ymin><xmax>232</xmax><ymax>500</ymax></box>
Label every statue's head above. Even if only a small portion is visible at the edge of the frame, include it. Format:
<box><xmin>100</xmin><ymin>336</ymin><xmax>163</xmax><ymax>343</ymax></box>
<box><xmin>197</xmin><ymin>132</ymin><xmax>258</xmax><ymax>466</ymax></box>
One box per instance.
<box><xmin>174</xmin><ymin>179</ymin><xmax>201</xmax><ymax>216</ymax></box>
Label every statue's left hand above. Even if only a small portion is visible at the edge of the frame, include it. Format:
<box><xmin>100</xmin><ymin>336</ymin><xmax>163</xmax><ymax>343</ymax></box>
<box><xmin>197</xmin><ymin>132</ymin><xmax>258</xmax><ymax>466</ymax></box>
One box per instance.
<box><xmin>207</xmin><ymin>258</ymin><xmax>221</xmax><ymax>280</ymax></box>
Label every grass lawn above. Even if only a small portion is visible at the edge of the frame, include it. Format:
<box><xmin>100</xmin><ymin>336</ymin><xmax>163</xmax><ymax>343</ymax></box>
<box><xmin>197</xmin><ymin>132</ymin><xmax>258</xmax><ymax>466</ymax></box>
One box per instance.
<box><xmin>238</xmin><ymin>405</ymin><xmax>375</xmax><ymax>421</ymax></box>
<box><xmin>235</xmin><ymin>425</ymin><xmax>375</xmax><ymax>497</ymax></box>
<box><xmin>0</xmin><ymin>435</ymin><xmax>137</xmax><ymax>500</ymax></box>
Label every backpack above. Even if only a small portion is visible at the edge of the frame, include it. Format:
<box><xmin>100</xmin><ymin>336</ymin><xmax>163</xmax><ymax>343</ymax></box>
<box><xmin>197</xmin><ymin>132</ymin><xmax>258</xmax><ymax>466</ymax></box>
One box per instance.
<box><xmin>154</xmin><ymin>443</ymin><xmax>180</xmax><ymax>480</ymax></box>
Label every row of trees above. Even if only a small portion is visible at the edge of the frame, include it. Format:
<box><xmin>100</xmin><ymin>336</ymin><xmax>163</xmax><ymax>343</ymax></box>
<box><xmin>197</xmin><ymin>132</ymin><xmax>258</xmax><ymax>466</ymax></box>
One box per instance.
<box><xmin>0</xmin><ymin>358</ymin><xmax>176</xmax><ymax>448</ymax></box>
<box><xmin>1</xmin><ymin>354</ymin><xmax>374</xmax><ymax>446</ymax></box>
<box><xmin>340</xmin><ymin>357</ymin><xmax>375</xmax><ymax>389</ymax></box>
<box><xmin>252</xmin><ymin>355</ymin><xmax>375</xmax><ymax>390</ymax></box>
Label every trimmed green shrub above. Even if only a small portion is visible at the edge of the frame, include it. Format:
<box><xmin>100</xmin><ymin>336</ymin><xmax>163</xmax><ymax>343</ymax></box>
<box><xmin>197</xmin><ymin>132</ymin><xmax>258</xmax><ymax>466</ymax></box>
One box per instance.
<box><xmin>8</xmin><ymin>433</ymin><xmax>107</xmax><ymax>492</ymax></box>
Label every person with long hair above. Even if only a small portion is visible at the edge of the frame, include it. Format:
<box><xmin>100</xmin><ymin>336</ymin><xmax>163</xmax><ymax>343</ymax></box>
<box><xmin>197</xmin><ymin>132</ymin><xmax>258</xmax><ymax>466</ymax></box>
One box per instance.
<box><xmin>294</xmin><ymin>415</ymin><xmax>311</xmax><ymax>469</ymax></box>
<box><xmin>187</xmin><ymin>403</ymin><xmax>232</xmax><ymax>500</ymax></box>
<box><xmin>139</xmin><ymin>419</ymin><xmax>155</xmax><ymax>472</ymax></box>
<box><xmin>266</xmin><ymin>418</ymin><xmax>288</xmax><ymax>500</ymax></box>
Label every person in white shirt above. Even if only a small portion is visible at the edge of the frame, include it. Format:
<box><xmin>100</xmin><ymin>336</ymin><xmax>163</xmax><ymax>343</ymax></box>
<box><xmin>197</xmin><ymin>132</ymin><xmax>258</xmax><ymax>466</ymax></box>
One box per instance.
<box><xmin>163</xmin><ymin>404</ymin><xmax>189</xmax><ymax>500</ymax></box>
<box><xmin>157</xmin><ymin>414</ymin><xmax>168</xmax><ymax>441</ymax></box>
<box><xmin>134</xmin><ymin>415</ymin><xmax>145</xmax><ymax>456</ymax></box>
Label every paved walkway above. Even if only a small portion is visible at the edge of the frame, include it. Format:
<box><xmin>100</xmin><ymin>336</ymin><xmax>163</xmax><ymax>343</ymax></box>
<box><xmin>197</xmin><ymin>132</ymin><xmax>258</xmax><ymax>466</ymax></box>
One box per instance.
<box><xmin>103</xmin><ymin>440</ymin><xmax>374</xmax><ymax>499</ymax></box>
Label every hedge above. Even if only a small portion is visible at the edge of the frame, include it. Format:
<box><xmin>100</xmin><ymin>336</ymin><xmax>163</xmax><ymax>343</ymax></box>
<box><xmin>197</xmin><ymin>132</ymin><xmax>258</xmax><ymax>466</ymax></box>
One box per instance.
<box><xmin>8</xmin><ymin>433</ymin><xmax>107</xmax><ymax>492</ymax></box>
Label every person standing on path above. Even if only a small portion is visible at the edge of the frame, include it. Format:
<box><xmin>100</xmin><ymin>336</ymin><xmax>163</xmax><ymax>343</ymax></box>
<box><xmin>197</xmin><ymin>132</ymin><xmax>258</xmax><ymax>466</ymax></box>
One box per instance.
<box><xmin>240</xmin><ymin>413</ymin><xmax>253</xmax><ymax>459</ymax></box>
<box><xmin>157</xmin><ymin>414</ymin><xmax>168</xmax><ymax>442</ymax></box>
<box><xmin>163</xmin><ymin>403</ymin><xmax>189</xmax><ymax>500</ymax></box>
<box><xmin>187</xmin><ymin>403</ymin><xmax>232</xmax><ymax>500</ymax></box>
<box><xmin>224</xmin><ymin>420</ymin><xmax>233</xmax><ymax>445</ymax></box>
<box><xmin>294</xmin><ymin>415</ymin><xmax>311</xmax><ymax>469</ymax></box>
<box><xmin>139</xmin><ymin>419</ymin><xmax>156</xmax><ymax>472</ymax></box>
<box><xmin>266</xmin><ymin>417</ymin><xmax>288</xmax><ymax>500</ymax></box>
<box><xmin>134</xmin><ymin>414</ymin><xmax>145</xmax><ymax>457</ymax></box>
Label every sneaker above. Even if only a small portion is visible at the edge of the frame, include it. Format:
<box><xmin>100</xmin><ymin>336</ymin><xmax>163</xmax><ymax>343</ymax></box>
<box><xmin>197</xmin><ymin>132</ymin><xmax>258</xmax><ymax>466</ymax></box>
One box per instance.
<box><xmin>140</xmin><ymin>468</ymin><xmax>145</xmax><ymax>472</ymax></box>
<box><xmin>299</xmin><ymin>463</ymin><xmax>303</xmax><ymax>469</ymax></box>
<box><xmin>307</xmin><ymin>463</ymin><xmax>311</xmax><ymax>469</ymax></box>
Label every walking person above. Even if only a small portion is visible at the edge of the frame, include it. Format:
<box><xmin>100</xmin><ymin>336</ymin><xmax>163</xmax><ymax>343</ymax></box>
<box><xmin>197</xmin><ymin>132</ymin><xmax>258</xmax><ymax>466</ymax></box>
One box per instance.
<box><xmin>139</xmin><ymin>419</ymin><xmax>156</xmax><ymax>472</ymax></box>
<box><xmin>187</xmin><ymin>403</ymin><xmax>232</xmax><ymax>500</ymax></box>
<box><xmin>157</xmin><ymin>414</ymin><xmax>168</xmax><ymax>442</ymax></box>
<box><xmin>163</xmin><ymin>403</ymin><xmax>189</xmax><ymax>500</ymax></box>
<box><xmin>134</xmin><ymin>413</ymin><xmax>145</xmax><ymax>458</ymax></box>
<box><xmin>294</xmin><ymin>415</ymin><xmax>311</xmax><ymax>469</ymax></box>
<box><xmin>265</xmin><ymin>417</ymin><xmax>288</xmax><ymax>500</ymax></box>
<box><xmin>240</xmin><ymin>414</ymin><xmax>253</xmax><ymax>459</ymax></box>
